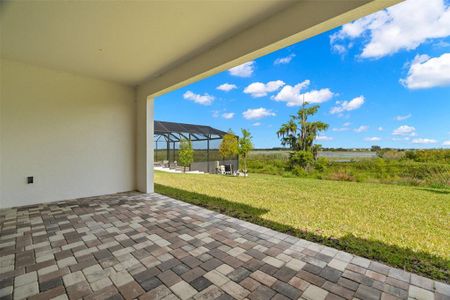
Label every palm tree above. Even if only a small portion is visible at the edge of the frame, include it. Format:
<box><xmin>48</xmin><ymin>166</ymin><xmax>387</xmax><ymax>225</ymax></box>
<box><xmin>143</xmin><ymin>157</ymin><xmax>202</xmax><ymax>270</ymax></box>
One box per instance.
<box><xmin>277</xmin><ymin>118</ymin><xmax>298</xmax><ymax>150</ymax></box>
<box><xmin>277</xmin><ymin>102</ymin><xmax>329</xmax><ymax>154</ymax></box>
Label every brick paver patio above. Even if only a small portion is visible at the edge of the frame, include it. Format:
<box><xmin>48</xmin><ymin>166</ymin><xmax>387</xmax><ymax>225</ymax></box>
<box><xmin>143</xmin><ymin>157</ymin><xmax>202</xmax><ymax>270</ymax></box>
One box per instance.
<box><xmin>0</xmin><ymin>192</ymin><xmax>448</xmax><ymax>300</ymax></box>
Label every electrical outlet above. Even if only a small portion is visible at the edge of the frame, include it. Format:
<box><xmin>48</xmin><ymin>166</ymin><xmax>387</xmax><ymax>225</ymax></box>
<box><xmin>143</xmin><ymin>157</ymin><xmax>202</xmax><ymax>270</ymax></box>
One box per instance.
<box><xmin>27</xmin><ymin>176</ymin><xmax>34</xmax><ymax>184</ymax></box>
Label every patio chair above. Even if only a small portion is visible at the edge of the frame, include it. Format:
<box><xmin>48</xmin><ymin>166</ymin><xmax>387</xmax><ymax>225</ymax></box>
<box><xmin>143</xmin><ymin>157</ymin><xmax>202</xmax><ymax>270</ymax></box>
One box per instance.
<box><xmin>224</xmin><ymin>164</ymin><xmax>232</xmax><ymax>175</ymax></box>
<box><xmin>217</xmin><ymin>165</ymin><xmax>225</xmax><ymax>174</ymax></box>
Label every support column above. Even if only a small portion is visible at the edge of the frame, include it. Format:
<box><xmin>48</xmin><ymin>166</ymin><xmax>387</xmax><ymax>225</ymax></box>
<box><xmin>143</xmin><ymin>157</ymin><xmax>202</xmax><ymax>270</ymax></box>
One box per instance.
<box><xmin>173</xmin><ymin>142</ymin><xmax>176</xmax><ymax>162</ymax></box>
<box><xmin>166</xmin><ymin>138</ymin><xmax>170</xmax><ymax>162</ymax></box>
<box><xmin>207</xmin><ymin>137</ymin><xmax>210</xmax><ymax>173</ymax></box>
<box><xmin>136</xmin><ymin>94</ymin><xmax>154</xmax><ymax>193</ymax></box>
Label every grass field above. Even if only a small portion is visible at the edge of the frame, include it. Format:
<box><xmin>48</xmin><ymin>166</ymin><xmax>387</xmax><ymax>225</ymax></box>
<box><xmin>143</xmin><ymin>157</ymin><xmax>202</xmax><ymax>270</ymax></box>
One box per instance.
<box><xmin>154</xmin><ymin>171</ymin><xmax>450</xmax><ymax>281</ymax></box>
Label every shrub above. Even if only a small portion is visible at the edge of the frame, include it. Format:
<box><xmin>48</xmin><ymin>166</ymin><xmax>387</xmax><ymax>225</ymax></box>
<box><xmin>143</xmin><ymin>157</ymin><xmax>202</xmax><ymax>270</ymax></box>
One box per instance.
<box><xmin>178</xmin><ymin>139</ymin><xmax>194</xmax><ymax>172</ymax></box>
<box><xmin>381</xmin><ymin>150</ymin><xmax>406</xmax><ymax>160</ymax></box>
<box><xmin>314</xmin><ymin>157</ymin><xmax>329</xmax><ymax>172</ymax></box>
<box><xmin>404</xmin><ymin>149</ymin><xmax>450</xmax><ymax>163</ymax></box>
<box><xmin>292</xmin><ymin>166</ymin><xmax>309</xmax><ymax>177</ymax></box>
<box><xmin>247</xmin><ymin>150</ymin><xmax>450</xmax><ymax>188</ymax></box>
<box><xmin>326</xmin><ymin>170</ymin><xmax>355</xmax><ymax>181</ymax></box>
<box><xmin>289</xmin><ymin>150</ymin><xmax>314</xmax><ymax>170</ymax></box>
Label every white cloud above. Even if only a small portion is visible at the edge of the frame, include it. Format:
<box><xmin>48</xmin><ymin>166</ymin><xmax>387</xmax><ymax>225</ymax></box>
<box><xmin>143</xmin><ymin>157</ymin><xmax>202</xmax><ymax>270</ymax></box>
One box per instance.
<box><xmin>183</xmin><ymin>91</ymin><xmax>214</xmax><ymax>105</ymax></box>
<box><xmin>392</xmin><ymin>125</ymin><xmax>416</xmax><ymax>136</ymax></box>
<box><xmin>315</xmin><ymin>135</ymin><xmax>333</xmax><ymax>141</ymax></box>
<box><xmin>274</xmin><ymin>53</ymin><xmax>296</xmax><ymax>65</ymax></box>
<box><xmin>252</xmin><ymin>122</ymin><xmax>261</xmax><ymax>127</ymax></box>
<box><xmin>392</xmin><ymin>137</ymin><xmax>411</xmax><ymax>141</ymax></box>
<box><xmin>331</xmin><ymin>0</ymin><xmax>450</xmax><ymax>59</ymax></box>
<box><xmin>365</xmin><ymin>137</ymin><xmax>381</xmax><ymax>141</ymax></box>
<box><xmin>332</xmin><ymin>44</ymin><xmax>348</xmax><ymax>55</ymax></box>
<box><xmin>216</xmin><ymin>83</ymin><xmax>237</xmax><ymax>92</ymax></box>
<box><xmin>244</xmin><ymin>80</ymin><xmax>285</xmax><ymax>97</ymax></box>
<box><xmin>228</xmin><ymin>61</ymin><xmax>255</xmax><ymax>77</ymax></box>
<box><xmin>443</xmin><ymin>140</ymin><xmax>450</xmax><ymax>146</ymax></box>
<box><xmin>242</xmin><ymin>108</ymin><xmax>276</xmax><ymax>120</ymax></box>
<box><xmin>212</xmin><ymin>110</ymin><xmax>219</xmax><ymax>118</ymax></box>
<box><xmin>412</xmin><ymin>138</ymin><xmax>437</xmax><ymax>144</ymax></box>
<box><xmin>272</xmin><ymin>80</ymin><xmax>334</xmax><ymax>106</ymax></box>
<box><xmin>434</xmin><ymin>40</ymin><xmax>450</xmax><ymax>48</ymax></box>
<box><xmin>330</xmin><ymin>96</ymin><xmax>365</xmax><ymax>114</ymax></box>
<box><xmin>332</xmin><ymin>123</ymin><xmax>351</xmax><ymax>132</ymax></box>
<box><xmin>332</xmin><ymin>127</ymin><xmax>349</xmax><ymax>132</ymax></box>
<box><xmin>354</xmin><ymin>125</ymin><xmax>369</xmax><ymax>133</ymax></box>
<box><xmin>378</xmin><ymin>127</ymin><xmax>384</xmax><ymax>131</ymax></box>
<box><xmin>222</xmin><ymin>112</ymin><xmax>235</xmax><ymax>120</ymax></box>
<box><xmin>394</xmin><ymin>114</ymin><xmax>412</xmax><ymax>121</ymax></box>
<box><xmin>401</xmin><ymin>53</ymin><xmax>450</xmax><ymax>89</ymax></box>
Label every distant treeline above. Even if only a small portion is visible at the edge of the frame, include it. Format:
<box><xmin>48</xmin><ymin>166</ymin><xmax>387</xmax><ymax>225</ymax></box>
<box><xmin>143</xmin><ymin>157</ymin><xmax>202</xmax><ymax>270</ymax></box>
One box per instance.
<box><xmin>251</xmin><ymin>147</ymin><xmax>450</xmax><ymax>152</ymax></box>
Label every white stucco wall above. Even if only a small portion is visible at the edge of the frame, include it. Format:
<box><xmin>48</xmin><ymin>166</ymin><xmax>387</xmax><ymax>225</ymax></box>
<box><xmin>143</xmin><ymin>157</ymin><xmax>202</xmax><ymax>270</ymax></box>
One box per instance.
<box><xmin>0</xmin><ymin>59</ymin><xmax>136</xmax><ymax>208</ymax></box>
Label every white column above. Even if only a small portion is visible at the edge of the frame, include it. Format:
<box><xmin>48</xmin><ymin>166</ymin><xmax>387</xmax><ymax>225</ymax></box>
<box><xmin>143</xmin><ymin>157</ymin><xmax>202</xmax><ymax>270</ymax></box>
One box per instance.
<box><xmin>136</xmin><ymin>94</ymin><xmax>154</xmax><ymax>193</ymax></box>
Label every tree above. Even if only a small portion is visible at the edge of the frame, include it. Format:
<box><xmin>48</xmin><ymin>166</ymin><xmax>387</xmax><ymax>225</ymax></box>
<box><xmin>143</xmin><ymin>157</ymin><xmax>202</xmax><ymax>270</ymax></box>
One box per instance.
<box><xmin>178</xmin><ymin>138</ymin><xmax>194</xmax><ymax>172</ymax></box>
<box><xmin>238</xmin><ymin>129</ymin><xmax>253</xmax><ymax>176</ymax></box>
<box><xmin>277</xmin><ymin>102</ymin><xmax>328</xmax><ymax>152</ymax></box>
<box><xmin>371</xmin><ymin>145</ymin><xmax>381</xmax><ymax>152</ymax></box>
<box><xmin>277</xmin><ymin>102</ymin><xmax>328</xmax><ymax>169</ymax></box>
<box><xmin>219</xmin><ymin>130</ymin><xmax>238</xmax><ymax>164</ymax></box>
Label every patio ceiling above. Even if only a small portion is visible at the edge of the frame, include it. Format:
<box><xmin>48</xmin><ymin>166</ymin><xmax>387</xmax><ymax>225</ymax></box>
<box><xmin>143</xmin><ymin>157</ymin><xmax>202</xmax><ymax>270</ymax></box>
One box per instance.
<box><xmin>1</xmin><ymin>0</ymin><xmax>401</xmax><ymax>90</ymax></box>
<box><xmin>1</xmin><ymin>0</ymin><xmax>294</xmax><ymax>85</ymax></box>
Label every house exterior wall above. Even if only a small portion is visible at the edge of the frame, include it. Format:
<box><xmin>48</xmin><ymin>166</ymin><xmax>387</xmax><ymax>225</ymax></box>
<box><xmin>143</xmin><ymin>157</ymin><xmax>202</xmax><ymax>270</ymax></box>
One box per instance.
<box><xmin>0</xmin><ymin>59</ymin><xmax>136</xmax><ymax>208</ymax></box>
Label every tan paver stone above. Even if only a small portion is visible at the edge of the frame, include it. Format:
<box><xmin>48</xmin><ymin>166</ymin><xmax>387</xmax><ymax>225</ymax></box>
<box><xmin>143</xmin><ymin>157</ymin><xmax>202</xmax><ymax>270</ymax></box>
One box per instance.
<box><xmin>110</xmin><ymin>270</ymin><xmax>134</xmax><ymax>287</ymax></box>
<box><xmin>285</xmin><ymin>258</ymin><xmax>306</xmax><ymax>271</ymax></box>
<box><xmin>15</xmin><ymin>271</ymin><xmax>37</xmax><ymax>287</ymax></box>
<box><xmin>250</xmin><ymin>270</ymin><xmax>277</xmax><ymax>287</ymax></box>
<box><xmin>170</xmin><ymin>281</ymin><xmax>197</xmax><ymax>300</ymax></box>
<box><xmin>216</xmin><ymin>264</ymin><xmax>234</xmax><ymax>275</ymax></box>
<box><xmin>204</xmin><ymin>270</ymin><xmax>229</xmax><ymax>287</ymax></box>
<box><xmin>262</xmin><ymin>256</ymin><xmax>284</xmax><ymax>268</ymax></box>
<box><xmin>302</xmin><ymin>285</ymin><xmax>329</xmax><ymax>300</ymax></box>
<box><xmin>63</xmin><ymin>270</ymin><xmax>86</xmax><ymax>286</ymax></box>
<box><xmin>139</xmin><ymin>285</ymin><xmax>172</xmax><ymax>300</ymax></box>
<box><xmin>90</xmin><ymin>277</ymin><xmax>113</xmax><ymax>291</ymax></box>
<box><xmin>409</xmin><ymin>285</ymin><xmax>434</xmax><ymax>300</ymax></box>
<box><xmin>0</xmin><ymin>286</ymin><xmax>13</xmax><ymax>297</ymax></box>
<box><xmin>222</xmin><ymin>280</ymin><xmax>250</xmax><ymax>299</ymax></box>
<box><xmin>14</xmin><ymin>281</ymin><xmax>39</xmax><ymax>300</ymax></box>
<box><xmin>57</xmin><ymin>257</ymin><xmax>77</xmax><ymax>268</ymax></box>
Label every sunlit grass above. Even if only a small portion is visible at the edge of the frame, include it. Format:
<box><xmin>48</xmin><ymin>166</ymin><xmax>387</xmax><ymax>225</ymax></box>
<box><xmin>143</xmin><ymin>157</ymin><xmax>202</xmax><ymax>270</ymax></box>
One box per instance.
<box><xmin>155</xmin><ymin>171</ymin><xmax>450</xmax><ymax>281</ymax></box>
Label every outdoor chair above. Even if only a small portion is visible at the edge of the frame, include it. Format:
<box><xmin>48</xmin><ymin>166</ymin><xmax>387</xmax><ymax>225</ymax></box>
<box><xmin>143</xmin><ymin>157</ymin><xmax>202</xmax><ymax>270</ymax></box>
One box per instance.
<box><xmin>217</xmin><ymin>165</ymin><xmax>225</xmax><ymax>174</ymax></box>
<box><xmin>224</xmin><ymin>164</ymin><xmax>232</xmax><ymax>175</ymax></box>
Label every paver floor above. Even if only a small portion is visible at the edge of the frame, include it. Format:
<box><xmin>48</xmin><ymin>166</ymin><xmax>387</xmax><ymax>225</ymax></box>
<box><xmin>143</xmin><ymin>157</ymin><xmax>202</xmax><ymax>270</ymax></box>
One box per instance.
<box><xmin>0</xmin><ymin>192</ymin><xmax>448</xmax><ymax>300</ymax></box>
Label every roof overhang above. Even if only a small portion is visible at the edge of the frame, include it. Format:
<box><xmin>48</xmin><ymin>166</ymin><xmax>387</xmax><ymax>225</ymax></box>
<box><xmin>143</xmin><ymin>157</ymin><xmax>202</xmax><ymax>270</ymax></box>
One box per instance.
<box><xmin>1</xmin><ymin>0</ymin><xmax>402</xmax><ymax>94</ymax></box>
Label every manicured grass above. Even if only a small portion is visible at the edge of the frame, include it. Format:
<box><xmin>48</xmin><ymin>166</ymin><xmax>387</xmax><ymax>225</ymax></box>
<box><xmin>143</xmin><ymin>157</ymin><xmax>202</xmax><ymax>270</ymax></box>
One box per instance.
<box><xmin>155</xmin><ymin>171</ymin><xmax>450</xmax><ymax>281</ymax></box>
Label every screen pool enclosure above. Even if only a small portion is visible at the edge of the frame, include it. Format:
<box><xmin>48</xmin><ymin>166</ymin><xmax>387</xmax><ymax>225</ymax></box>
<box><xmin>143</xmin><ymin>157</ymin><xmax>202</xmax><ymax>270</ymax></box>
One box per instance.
<box><xmin>154</xmin><ymin>120</ymin><xmax>238</xmax><ymax>173</ymax></box>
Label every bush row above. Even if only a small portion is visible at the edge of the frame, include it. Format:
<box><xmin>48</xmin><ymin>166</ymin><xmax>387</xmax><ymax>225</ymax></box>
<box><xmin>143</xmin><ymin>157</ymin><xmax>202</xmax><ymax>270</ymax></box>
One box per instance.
<box><xmin>247</xmin><ymin>155</ymin><xmax>450</xmax><ymax>188</ymax></box>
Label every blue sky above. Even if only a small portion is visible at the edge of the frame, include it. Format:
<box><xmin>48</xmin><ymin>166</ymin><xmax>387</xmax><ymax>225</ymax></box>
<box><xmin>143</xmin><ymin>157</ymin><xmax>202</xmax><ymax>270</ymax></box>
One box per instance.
<box><xmin>156</xmin><ymin>0</ymin><xmax>450</xmax><ymax>149</ymax></box>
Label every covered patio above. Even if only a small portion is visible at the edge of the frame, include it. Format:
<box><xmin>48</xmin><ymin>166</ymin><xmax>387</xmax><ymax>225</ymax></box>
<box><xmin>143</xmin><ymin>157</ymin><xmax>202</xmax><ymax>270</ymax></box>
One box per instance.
<box><xmin>5</xmin><ymin>0</ymin><xmax>447</xmax><ymax>299</ymax></box>
<box><xmin>1</xmin><ymin>192</ymin><xmax>447</xmax><ymax>300</ymax></box>
<box><xmin>1</xmin><ymin>0</ymin><xmax>402</xmax><ymax>207</ymax></box>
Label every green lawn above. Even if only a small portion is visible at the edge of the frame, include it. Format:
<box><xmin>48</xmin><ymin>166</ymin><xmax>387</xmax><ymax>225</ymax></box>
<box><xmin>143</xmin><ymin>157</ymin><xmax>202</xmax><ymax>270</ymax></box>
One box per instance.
<box><xmin>154</xmin><ymin>171</ymin><xmax>450</xmax><ymax>281</ymax></box>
